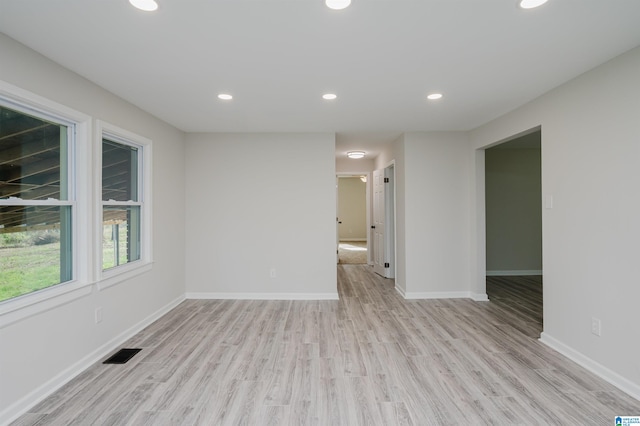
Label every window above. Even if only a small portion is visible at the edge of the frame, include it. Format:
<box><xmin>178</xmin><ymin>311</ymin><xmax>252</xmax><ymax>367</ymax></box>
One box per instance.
<box><xmin>0</xmin><ymin>83</ymin><xmax>151</xmax><ymax>321</ymax></box>
<box><xmin>0</xmin><ymin>102</ymin><xmax>75</xmax><ymax>303</ymax></box>
<box><xmin>99</xmin><ymin>123</ymin><xmax>151</xmax><ymax>281</ymax></box>
<box><xmin>102</xmin><ymin>138</ymin><xmax>141</xmax><ymax>270</ymax></box>
<box><xmin>0</xmin><ymin>113</ymin><xmax>152</xmax><ymax>303</ymax></box>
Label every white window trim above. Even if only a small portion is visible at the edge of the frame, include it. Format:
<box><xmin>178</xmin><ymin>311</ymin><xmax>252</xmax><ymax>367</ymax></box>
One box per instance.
<box><xmin>0</xmin><ymin>81</ymin><xmax>92</xmax><ymax>328</ymax></box>
<box><xmin>95</xmin><ymin>120</ymin><xmax>153</xmax><ymax>290</ymax></box>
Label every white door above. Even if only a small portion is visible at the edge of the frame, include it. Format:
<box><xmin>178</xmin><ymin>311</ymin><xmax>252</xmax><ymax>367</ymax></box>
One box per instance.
<box><xmin>373</xmin><ymin>169</ymin><xmax>386</xmax><ymax>276</ymax></box>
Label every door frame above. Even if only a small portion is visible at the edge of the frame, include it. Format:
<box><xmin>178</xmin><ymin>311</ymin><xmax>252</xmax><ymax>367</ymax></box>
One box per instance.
<box><xmin>336</xmin><ymin>172</ymin><xmax>372</xmax><ymax>264</ymax></box>
<box><xmin>384</xmin><ymin>162</ymin><xmax>396</xmax><ymax>279</ymax></box>
<box><xmin>473</xmin><ymin>125</ymin><xmax>541</xmax><ymax>301</ymax></box>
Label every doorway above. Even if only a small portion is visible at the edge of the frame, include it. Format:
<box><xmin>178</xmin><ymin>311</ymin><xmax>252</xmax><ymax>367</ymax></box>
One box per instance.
<box><xmin>484</xmin><ymin>129</ymin><xmax>543</xmax><ymax>330</ymax></box>
<box><xmin>337</xmin><ymin>175</ymin><xmax>368</xmax><ymax>264</ymax></box>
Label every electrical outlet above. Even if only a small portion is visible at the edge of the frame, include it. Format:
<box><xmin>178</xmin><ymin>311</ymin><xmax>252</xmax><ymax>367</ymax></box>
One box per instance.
<box><xmin>270</xmin><ymin>268</ymin><xmax>277</xmax><ymax>278</ymax></box>
<box><xmin>591</xmin><ymin>317</ymin><xmax>601</xmax><ymax>336</ymax></box>
<box><xmin>545</xmin><ymin>195</ymin><xmax>554</xmax><ymax>209</ymax></box>
<box><xmin>95</xmin><ymin>307</ymin><xmax>103</xmax><ymax>324</ymax></box>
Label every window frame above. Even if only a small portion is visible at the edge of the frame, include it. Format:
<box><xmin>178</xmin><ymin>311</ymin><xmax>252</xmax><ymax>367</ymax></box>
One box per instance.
<box><xmin>0</xmin><ymin>81</ymin><xmax>92</xmax><ymax>327</ymax></box>
<box><xmin>96</xmin><ymin>121</ymin><xmax>152</xmax><ymax>289</ymax></box>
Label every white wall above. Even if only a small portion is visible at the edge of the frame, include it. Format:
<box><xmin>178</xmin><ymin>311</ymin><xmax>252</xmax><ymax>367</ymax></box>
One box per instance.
<box><xmin>336</xmin><ymin>157</ymin><xmax>374</xmax><ymax>174</ymax></box>
<box><xmin>402</xmin><ymin>132</ymin><xmax>472</xmax><ymax>298</ymax></box>
<box><xmin>373</xmin><ymin>133</ymin><xmax>473</xmax><ymax>299</ymax></box>
<box><xmin>470</xmin><ymin>46</ymin><xmax>640</xmax><ymax>397</ymax></box>
<box><xmin>338</xmin><ymin>177</ymin><xmax>367</xmax><ymax>241</ymax></box>
<box><xmin>184</xmin><ymin>133</ymin><xmax>337</xmax><ymax>298</ymax></box>
<box><xmin>485</xmin><ymin>133</ymin><xmax>542</xmax><ymax>274</ymax></box>
<box><xmin>0</xmin><ymin>34</ymin><xmax>187</xmax><ymax>423</ymax></box>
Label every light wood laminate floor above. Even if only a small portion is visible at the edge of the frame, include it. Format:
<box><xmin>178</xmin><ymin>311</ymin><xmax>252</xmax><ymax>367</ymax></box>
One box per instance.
<box><xmin>13</xmin><ymin>266</ymin><xmax>640</xmax><ymax>425</ymax></box>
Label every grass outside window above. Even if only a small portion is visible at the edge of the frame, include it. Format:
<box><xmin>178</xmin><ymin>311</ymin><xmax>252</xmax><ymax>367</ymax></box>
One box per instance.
<box><xmin>0</xmin><ymin>231</ymin><xmax>60</xmax><ymax>302</ymax></box>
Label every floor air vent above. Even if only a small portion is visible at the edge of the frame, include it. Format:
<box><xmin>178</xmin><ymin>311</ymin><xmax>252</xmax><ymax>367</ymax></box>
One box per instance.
<box><xmin>103</xmin><ymin>348</ymin><xmax>142</xmax><ymax>364</ymax></box>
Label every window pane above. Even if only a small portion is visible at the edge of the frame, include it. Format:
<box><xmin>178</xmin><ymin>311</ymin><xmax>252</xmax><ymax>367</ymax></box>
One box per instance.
<box><xmin>102</xmin><ymin>206</ymin><xmax>140</xmax><ymax>270</ymax></box>
<box><xmin>0</xmin><ymin>105</ymin><xmax>69</xmax><ymax>201</ymax></box>
<box><xmin>0</xmin><ymin>206</ymin><xmax>72</xmax><ymax>302</ymax></box>
<box><xmin>102</xmin><ymin>139</ymin><xmax>138</xmax><ymax>202</ymax></box>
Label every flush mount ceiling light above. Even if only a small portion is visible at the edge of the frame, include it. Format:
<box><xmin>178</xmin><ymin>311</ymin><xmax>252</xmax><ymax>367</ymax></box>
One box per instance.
<box><xmin>322</xmin><ymin>93</ymin><xmax>337</xmax><ymax>100</ymax></box>
<box><xmin>129</xmin><ymin>0</ymin><xmax>158</xmax><ymax>11</ymax></box>
<box><xmin>427</xmin><ymin>93</ymin><xmax>443</xmax><ymax>100</ymax></box>
<box><xmin>347</xmin><ymin>151</ymin><xmax>365</xmax><ymax>159</ymax></box>
<box><xmin>218</xmin><ymin>94</ymin><xmax>233</xmax><ymax>100</ymax></box>
<box><xmin>325</xmin><ymin>0</ymin><xmax>351</xmax><ymax>10</ymax></box>
<box><xmin>519</xmin><ymin>0</ymin><xmax>548</xmax><ymax>9</ymax></box>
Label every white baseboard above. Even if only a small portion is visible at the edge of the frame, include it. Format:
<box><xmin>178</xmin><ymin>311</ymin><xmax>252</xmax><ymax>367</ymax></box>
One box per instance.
<box><xmin>486</xmin><ymin>270</ymin><xmax>543</xmax><ymax>276</ymax></box>
<box><xmin>403</xmin><ymin>291</ymin><xmax>474</xmax><ymax>300</ymax></box>
<box><xmin>395</xmin><ymin>286</ymin><xmax>489</xmax><ymax>302</ymax></box>
<box><xmin>471</xmin><ymin>293</ymin><xmax>490</xmax><ymax>302</ymax></box>
<box><xmin>339</xmin><ymin>239</ymin><xmax>367</xmax><ymax>242</ymax></box>
<box><xmin>539</xmin><ymin>332</ymin><xmax>640</xmax><ymax>401</ymax></box>
<box><xmin>186</xmin><ymin>292</ymin><xmax>339</xmax><ymax>300</ymax></box>
<box><xmin>0</xmin><ymin>295</ymin><xmax>185</xmax><ymax>426</ymax></box>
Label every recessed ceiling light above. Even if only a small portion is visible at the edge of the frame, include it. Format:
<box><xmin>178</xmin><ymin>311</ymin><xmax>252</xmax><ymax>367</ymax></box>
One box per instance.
<box><xmin>347</xmin><ymin>151</ymin><xmax>365</xmax><ymax>159</ymax></box>
<box><xmin>218</xmin><ymin>94</ymin><xmax>233</xmax><ymax>100</ymax></box>
<box><xmin>427</xmin><ymin>93</ymin><xmax>443</xmax><ymax>100</ymax></box>
<box><xmin>325</xmin><ymin>0</ymin><xmax>351</xmax><ymax>10</ymax></box>
<box><xmin>323</xmin><ymin>93</ymin><xmax>337</xmax><ymax>100</ymax></box>
<box><xmin>519</xmin><ymin>0</ymin><xmax>548</xmax><ymax>9</ymax></box>
<box><xmin>129</xmin><ymin>0</ymin><xmax>158</xmax><ymax>11</ymax></box>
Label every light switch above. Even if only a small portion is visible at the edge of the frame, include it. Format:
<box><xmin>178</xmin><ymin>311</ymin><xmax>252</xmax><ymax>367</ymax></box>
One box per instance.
<box><xmin>545</xmin><ymin>195</ymin><xmax>553</xmax><ymax>209</ymax></box>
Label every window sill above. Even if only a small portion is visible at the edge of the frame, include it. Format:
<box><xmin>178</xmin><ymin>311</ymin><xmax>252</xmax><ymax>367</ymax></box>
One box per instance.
<box><xmin>0</xmin><ymin>281</ymin><xmax>93</xmax><ymax>329</ymax></box>
<box><xmin>98</xmin><ymin>260</ymin><xmax>153</xmax><ymax>291</ymax></box>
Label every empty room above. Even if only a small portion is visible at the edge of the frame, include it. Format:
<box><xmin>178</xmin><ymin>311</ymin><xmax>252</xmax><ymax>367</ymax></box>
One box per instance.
<box><xmin>1</xmin><ymin>0</ymin><xmax>640</xmax><ymax>424</ymax></box>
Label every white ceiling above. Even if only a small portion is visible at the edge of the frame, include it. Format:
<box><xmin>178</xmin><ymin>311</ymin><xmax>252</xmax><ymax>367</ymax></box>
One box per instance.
<box><xmin>1</xmin><ymin>0</ymin><xmax>640</xmax><ymax>159</ymax></box>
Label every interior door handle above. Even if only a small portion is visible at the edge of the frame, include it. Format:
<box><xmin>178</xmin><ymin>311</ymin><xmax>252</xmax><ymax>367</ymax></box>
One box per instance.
<box><xmin>371</xmin><ymin>225</ymin><xmax>376</xmax><ymax>229</ymax></box>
